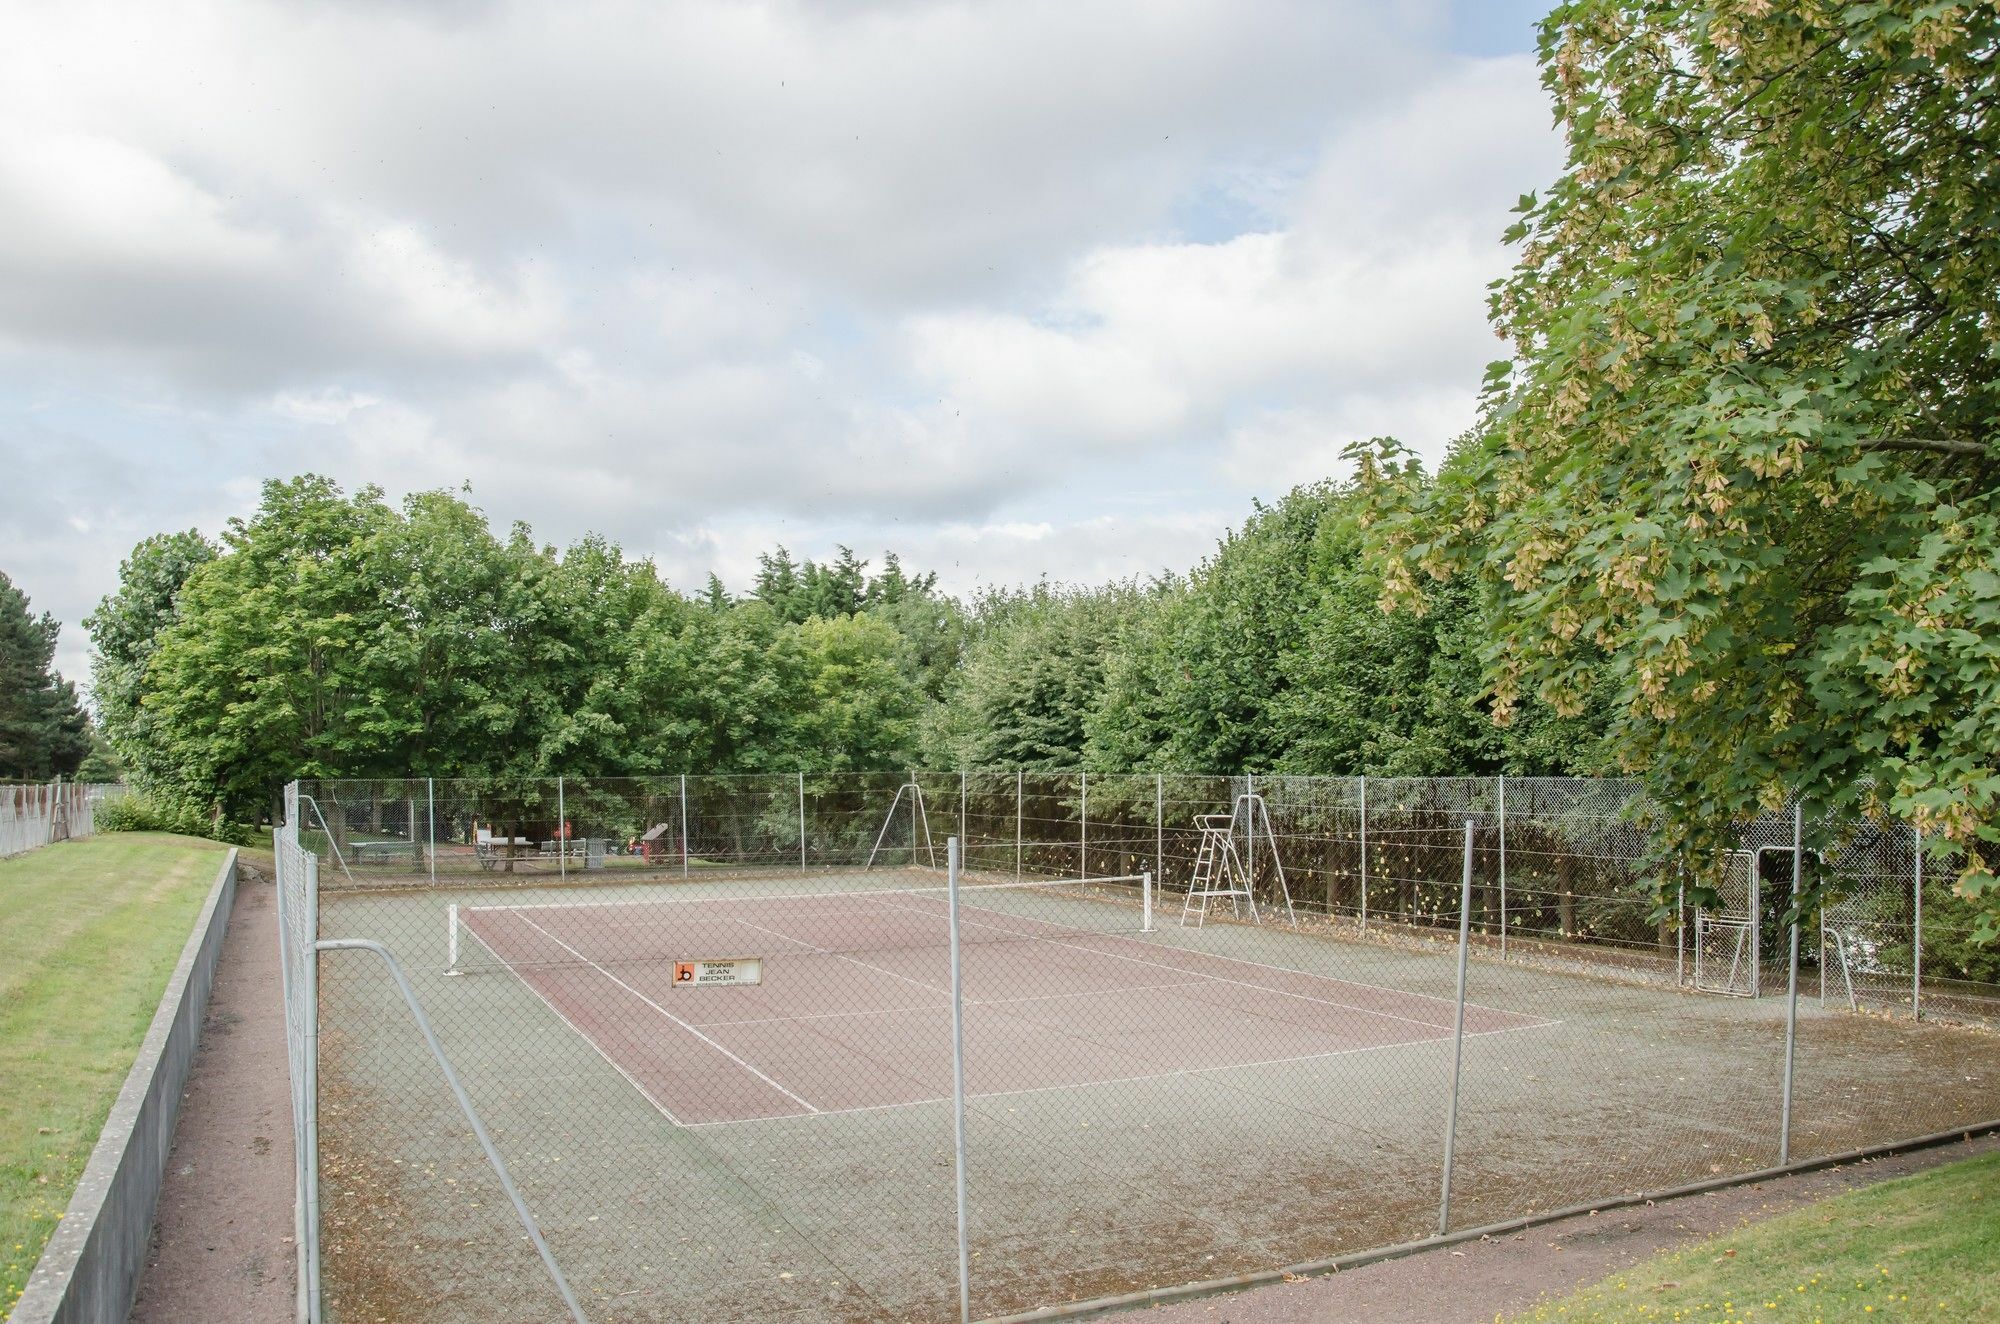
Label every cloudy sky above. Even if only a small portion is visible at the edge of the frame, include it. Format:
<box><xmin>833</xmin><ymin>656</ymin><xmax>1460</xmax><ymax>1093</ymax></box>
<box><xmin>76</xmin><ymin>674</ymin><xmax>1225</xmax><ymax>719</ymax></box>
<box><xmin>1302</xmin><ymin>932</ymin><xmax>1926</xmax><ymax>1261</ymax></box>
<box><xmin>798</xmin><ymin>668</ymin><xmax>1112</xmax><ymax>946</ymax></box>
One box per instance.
<box><xmin>1</xmin><ymin>0</ymin><xmax>1562</xmax><ymax>686</ymax></box>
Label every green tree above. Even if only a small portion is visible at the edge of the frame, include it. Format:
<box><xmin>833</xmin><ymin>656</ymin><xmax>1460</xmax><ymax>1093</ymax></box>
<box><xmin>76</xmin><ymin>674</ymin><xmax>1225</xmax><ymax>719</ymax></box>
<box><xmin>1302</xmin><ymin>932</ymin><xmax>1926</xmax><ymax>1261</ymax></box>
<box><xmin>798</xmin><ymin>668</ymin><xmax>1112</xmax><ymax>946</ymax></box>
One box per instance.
<box><xmin>674</xmin><ymin>602</ymin><xmax>813</xmax><ymax>772</ymax></box>
<box><xmin>865</xmin><ymin>586</ymin><xmax>971</xmax><ymax>705</ymax></box>
<box><xmin>790</xmin><ymin>613</ymin><xmax>923</xmax><ymax>769</ymax></box>
<box><xmin>1140</xmin><ymin>495</ymin><xmax>1324</xmax><ymax>771</ymax></box>
<box><xmin>1082</xmin><ymin>481</ymin><xmax>1610</xmax><ymax>776</ymax></box>
<box><xmin>75</xmin><ymin>725</ymin><xmax>122</xmax><ymax>783</ymax></box>
<box><xmin>0</xmin><ymin>572</ymin><xmax>89</xmax><ymax>779</ymax></box>
<box><xmin>1352</xmin><ymin>1</ymin><xmax>2000</xmax><ymax>927</ymax></box>
<box><xmin>928</xmin><ymin>583</ymin><xmax>1151</xmax><ymax>768</ymax></box>
<box><xmin>141</xmin><ymin>477</ymin><xmax>410</xmax><ymax>817</ymax></box>
<box><xmin>85</xmin><ymin>530</ymin><xmax>216</xmax><ymax>789</ymax></box>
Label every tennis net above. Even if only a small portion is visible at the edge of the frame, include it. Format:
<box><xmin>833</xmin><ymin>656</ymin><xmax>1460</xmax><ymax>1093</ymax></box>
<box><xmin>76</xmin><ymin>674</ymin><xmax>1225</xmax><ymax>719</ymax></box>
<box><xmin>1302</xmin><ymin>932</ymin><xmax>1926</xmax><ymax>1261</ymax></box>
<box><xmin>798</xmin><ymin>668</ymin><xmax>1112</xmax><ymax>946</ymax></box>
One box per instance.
<box><xmin>445</xmin><ymin>872</ymin><xmax>1154</xmax><ymax>977</ymax></box>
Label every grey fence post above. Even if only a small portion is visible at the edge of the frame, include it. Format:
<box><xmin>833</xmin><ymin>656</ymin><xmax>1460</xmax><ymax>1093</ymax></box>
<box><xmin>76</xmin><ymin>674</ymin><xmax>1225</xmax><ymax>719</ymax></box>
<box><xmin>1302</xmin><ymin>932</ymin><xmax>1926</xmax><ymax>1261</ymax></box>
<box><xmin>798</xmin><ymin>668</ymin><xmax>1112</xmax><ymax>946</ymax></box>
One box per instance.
<box><xmin>302</xmin><ymin>852</ymin><xmax>322</xmax><ymax>1313</ymax></box>
<box><xmin>799</xmin><ymin>772</ymin><xmax>808</xmax><ymax>874</ymax></box>
<box><xmin>1358</xmin><ymin>775</ymin><xmax>1369</xmax><ymax>932</ymax></box>
<box><xmin>1912</xmin><ymin>829</ymin><xmax>1924</xmax><ymax>1020</ymax></box>
<box><xmin>1751</xmin><ymin>835</ymin><xmax>1763</xmax><ymax>998</ymax></box>
<box><xmin>1819</xmin><ymin>884</ymin><xmax>1827</xmax><ymax>1008</ymax></box>
<box><xmin>1245</xmin><ymin>771</ymin><xmax>1257</xmax><ymax>888</ymax></box>
<box><xmin>946</xmin><ymin>836</ymin><xmax>973</xmax><ymax>1324</ymax></box>
<box><xmin>960</xmin><ymin>770</ymin><xmax>968</xmax><ymax>864</ymax></box>
<box><xmin>1079</xmin><ymin>771</ymin><xmax>1088</xmax><ymax>876</ymax></box>
<box><xmin>557</xmin><ymin>776</ymin><xmax>566</xmax><ymax>879</ymax></box>
<box><xmin>679</xmin><ymin>775</ymin><xmax>689</xmax><ymax>878</ymax></box>
<box><xmin>427</xmin><ymin>777</ymin><xmax>437</xmax><ymax>888</ymax></box>
<box><xmin>1496</xmin><ymin>775</ymin><xmax>1507</xmax><ymax>957</ymax></box>
<box><xmin>1439</xmin><ymin>817</ymin><xmax>1475</xmax><ymax>1235</ymax></box>
<box><xmin>1676</xmin><ymin>876</ymin><xmax>1685</xmax><ymax>986</ymax></box>
<box><xmin>1155</xmin><ymin>774</ymin><xmax>1165</xmax><ymax>893</ymax></box>
<box><xmin>1780</xmin><ymin>803</ymin><xmax>1802</xmax><ymax>1164</ymax></box>
<box><xmin>1015</xmin><ymin>769</ymin><xmax>1023</xmax><ymax>880</ymax></box>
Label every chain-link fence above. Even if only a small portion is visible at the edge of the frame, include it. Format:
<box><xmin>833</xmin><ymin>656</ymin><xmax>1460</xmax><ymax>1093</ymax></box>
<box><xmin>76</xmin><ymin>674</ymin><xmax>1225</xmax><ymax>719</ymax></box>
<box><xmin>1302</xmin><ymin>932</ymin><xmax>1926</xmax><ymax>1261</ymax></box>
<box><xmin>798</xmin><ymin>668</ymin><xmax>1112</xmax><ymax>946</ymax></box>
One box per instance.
<box><xmin>0</xmin><ymin>780</ymin><xmax>123</xmax><ymax>857</ymax></box>
<box><xmin>273</xmin><ymin>772</ymin><xmax>2000</xmax><ymax>1323</ymax></box>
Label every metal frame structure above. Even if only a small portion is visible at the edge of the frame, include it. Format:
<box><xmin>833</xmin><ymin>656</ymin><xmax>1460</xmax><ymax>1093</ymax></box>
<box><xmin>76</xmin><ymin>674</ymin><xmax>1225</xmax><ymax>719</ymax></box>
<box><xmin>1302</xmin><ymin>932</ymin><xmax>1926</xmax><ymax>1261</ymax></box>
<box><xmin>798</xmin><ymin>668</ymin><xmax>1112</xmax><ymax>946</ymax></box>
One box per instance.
<box><xmin>1233</xmin><ymin>791</ymin><xmax>1298</xmax><ymax>927</ymax></box>
<box><xmin>1180</xmin><ymin>812</ymin><xmax>1256</xmax><ymax>927</ymax></box>
<box><xmin>864</xmin><ymin>778</ymin><xmax>938</xmax><ymax>870</ymax></box>
<box><xmin>1693</xmin><ymin>849</ymin><xmax>1760</xmax><ymax>997</ymax></box>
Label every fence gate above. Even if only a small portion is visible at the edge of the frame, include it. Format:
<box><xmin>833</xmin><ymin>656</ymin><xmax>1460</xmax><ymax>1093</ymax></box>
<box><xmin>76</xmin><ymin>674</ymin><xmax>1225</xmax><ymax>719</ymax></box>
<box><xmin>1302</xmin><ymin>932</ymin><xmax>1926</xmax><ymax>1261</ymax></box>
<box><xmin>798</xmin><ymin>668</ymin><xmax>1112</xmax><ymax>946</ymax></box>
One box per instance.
<box><xmin>1694</xmin><ymin>849</ymin><xmax>1760</xmax><ymax>997</ymax></box>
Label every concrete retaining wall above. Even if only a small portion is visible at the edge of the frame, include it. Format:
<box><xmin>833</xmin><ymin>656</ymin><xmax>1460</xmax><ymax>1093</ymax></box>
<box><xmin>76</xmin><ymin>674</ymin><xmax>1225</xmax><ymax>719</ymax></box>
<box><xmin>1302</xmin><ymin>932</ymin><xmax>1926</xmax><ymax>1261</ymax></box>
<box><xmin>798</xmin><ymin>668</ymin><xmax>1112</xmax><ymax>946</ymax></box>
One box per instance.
<box><xmin>11</xmin><ymin>848</ymin><xmax>240</xmax><ymax>1324</ymax></box>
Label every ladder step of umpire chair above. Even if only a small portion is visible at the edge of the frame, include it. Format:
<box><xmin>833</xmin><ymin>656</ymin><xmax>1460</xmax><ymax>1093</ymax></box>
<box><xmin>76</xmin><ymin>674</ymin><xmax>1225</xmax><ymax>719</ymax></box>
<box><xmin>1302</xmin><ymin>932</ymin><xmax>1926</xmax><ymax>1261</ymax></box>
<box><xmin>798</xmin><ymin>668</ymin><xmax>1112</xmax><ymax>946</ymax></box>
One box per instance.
<box><xmin>1181</xmin><ymin>814</ymin><xmax>1258</xmax><ymax>927</ymax></box>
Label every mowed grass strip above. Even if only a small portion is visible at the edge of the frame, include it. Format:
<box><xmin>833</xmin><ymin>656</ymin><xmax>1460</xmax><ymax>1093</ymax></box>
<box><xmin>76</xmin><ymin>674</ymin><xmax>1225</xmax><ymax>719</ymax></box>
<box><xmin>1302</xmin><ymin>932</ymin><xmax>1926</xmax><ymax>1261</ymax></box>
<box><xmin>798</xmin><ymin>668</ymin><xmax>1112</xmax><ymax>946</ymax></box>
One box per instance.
<box><xmin>1508</xmin><ymin>1147</ymin><xmax>2000</xmax><ymax>1323</ymax></box>
<box><xmin>1</xmin><ymin>832</ymin><xmax>228</xmax><ymax>1314</ymax></box>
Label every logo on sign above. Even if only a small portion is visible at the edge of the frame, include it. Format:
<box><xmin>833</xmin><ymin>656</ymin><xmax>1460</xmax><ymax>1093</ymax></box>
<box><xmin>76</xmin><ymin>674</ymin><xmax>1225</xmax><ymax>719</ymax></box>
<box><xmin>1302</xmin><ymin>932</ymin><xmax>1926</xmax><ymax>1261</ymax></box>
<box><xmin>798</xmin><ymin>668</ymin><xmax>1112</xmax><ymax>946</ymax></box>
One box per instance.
<box><xmin>671</xmin><ymin>957</ymin><xmax>764</xmax><ymax>987</ymax></box>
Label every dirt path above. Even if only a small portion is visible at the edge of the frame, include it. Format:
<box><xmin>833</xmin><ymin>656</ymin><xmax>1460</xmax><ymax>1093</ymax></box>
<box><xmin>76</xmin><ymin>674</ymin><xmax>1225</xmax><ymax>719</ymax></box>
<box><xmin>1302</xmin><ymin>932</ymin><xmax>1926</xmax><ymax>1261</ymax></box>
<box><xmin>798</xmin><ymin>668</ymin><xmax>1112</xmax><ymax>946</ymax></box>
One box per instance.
<box><xmin>129</xmin><ymin>863</ymin><xmax>295</xmax><ymax>1323</ymax></box>
<box><xmin>1133</xmin><ymin>1129</ymin><xmax>2000</xmax><ymax>1324</ymax></box>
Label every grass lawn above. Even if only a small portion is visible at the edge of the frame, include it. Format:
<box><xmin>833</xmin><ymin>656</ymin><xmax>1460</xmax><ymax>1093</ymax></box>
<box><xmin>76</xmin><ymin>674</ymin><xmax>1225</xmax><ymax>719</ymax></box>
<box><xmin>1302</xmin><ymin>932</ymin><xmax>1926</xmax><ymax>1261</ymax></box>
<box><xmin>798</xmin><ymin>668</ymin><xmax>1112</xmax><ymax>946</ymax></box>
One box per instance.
<box><xmin>0</xmin><ymin>832</ymin><xmax>229</xmax><ymax>1315</ymax></box>
<box><xmin>1510</xmin><ymin>1148</ymin><xmax>2000</xmax><ymax>1323</ymax></box>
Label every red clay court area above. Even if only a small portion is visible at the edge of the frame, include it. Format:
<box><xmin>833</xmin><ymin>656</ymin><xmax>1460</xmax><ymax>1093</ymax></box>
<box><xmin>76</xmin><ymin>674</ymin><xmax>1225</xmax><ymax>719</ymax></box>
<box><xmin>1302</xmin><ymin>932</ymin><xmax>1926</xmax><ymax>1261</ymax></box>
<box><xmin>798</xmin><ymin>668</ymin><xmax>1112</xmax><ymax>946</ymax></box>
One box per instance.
<box><xmin>457</xmin><ymin>889</ymin><xmax>1553</xmax><ymax>1127</ymax></box>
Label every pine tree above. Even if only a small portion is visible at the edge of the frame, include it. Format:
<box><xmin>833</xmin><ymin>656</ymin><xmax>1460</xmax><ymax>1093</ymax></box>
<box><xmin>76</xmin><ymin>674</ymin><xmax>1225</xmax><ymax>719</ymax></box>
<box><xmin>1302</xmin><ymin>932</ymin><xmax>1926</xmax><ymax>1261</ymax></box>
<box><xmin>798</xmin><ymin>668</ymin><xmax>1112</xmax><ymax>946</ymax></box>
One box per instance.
<box><xmin>0</xmin><ymin>571</ymin><xmax>90</xmax><ymax>779</ymax></box>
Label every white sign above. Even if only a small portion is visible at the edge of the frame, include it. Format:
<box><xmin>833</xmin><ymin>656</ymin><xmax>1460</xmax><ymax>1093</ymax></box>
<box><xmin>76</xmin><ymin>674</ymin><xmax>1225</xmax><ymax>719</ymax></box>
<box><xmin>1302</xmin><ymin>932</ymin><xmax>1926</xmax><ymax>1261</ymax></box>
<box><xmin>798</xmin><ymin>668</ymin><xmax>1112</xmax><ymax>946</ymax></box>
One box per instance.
<box><xmin>672</xmin><ymin>957</ymin><xmax>763</xmax><ymax>988</ymax></box>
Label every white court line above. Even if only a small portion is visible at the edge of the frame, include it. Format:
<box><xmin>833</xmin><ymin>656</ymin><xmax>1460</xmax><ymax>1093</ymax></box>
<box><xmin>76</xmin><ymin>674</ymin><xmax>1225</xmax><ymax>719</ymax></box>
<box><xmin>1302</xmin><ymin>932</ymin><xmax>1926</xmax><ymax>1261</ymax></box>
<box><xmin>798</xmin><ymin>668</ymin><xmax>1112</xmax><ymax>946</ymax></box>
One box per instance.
<box><xmin>469</xmin><ymin>886</ymin><xmax>1551</xmax><ymax>1129</ymax></box>
<box><xmin>867</xmin><ymin>893</ymin><xmax>1518</xmax><ymax>1035</ymax></box>
<box><xmin>726</xmin><ymin>913</ymin><xmax>949</xmax><ymax>997</ymax></box>
<box><xmin>829</xmin><ymin>885</ymin><xmax>1485</xmax><ymax>1015</ymax></box>
<box><xmin>458</xmin><ymin>914</ymin><xmax>686</xmax><ymax>1127</ymax></box>
<box><xmin>507</xmin><ymin>911</ymin><xmax>821</xmax><ymax>1114</ymax></box>
<box><xmin>970</xmin><ymin>890</ymin><xmax>1543</xmax><ymax>1019</ymax></box>
<box><xmin>693</xmin><ymin>977</ymin><xmax>1215</xmax><ymax>1030</ymax></box>
<box><xmin>455</xmin><ymin>873</ymin><xmax>1145</xmax><ymax>916</ymax></box>
<box><xmin>684</xmin><ymin>1017</ymin><xmax>1562</xmax><ymax>1130</ymax></box>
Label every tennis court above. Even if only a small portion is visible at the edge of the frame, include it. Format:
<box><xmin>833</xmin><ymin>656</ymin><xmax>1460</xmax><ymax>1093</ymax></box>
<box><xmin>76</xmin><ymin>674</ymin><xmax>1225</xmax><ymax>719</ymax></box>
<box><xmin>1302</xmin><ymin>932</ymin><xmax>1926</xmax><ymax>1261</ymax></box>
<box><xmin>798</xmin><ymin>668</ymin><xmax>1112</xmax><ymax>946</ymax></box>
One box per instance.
<box><xmin>449</xmin><ymin>881</ymin><xmax>1552</xmax><ymax>1127</ymax></box>
<box><xmin>296</xmin><ymin>811</ymin><xmax>2000</xmax><ymax>1324</ymax></box>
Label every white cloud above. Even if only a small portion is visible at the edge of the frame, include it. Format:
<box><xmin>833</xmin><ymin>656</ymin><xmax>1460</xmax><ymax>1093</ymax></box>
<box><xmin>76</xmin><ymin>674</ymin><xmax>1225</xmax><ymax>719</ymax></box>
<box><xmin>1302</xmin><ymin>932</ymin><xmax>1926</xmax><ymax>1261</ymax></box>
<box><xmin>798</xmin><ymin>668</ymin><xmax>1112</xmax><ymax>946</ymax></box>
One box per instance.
<box><xmin>0</xmin><ymin>0</ymin><xmax>1563</xmax><ymax>685</ymax></box>
<box><xmin>897</xmin><ymin>54</ymin><xmax>1552</xmax><ymax>466</ymax></box>
<box><xmin>270</xmin><ymin>388</ymin><xmax>383</xmax><ymax>425</ymax></box>
<box><xmin>641</xmin><ymin>509</ymin><xmax>1233</xmax><ymax>604</ymax></box>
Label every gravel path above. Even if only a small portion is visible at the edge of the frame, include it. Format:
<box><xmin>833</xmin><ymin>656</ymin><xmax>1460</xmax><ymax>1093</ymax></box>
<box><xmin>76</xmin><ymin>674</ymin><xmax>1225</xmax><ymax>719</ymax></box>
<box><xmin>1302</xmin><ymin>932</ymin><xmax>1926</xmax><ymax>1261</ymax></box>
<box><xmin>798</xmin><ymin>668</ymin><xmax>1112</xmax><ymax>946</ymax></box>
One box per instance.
<box><xmin>129</xmin><ymin>864</ymin><xmax>295</xmax><ymax>1323</ymax></box>
<box><xmin>1134</xmin><ymin>1129</ymin><xmax>2000</xmax><ymax>1324</ymax></box>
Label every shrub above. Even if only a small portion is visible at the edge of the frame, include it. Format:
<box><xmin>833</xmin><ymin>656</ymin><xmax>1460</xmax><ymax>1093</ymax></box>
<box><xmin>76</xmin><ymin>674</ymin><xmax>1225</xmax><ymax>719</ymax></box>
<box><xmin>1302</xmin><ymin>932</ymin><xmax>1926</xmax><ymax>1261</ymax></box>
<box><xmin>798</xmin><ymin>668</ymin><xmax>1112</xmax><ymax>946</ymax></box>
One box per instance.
<box><xmin>96</xmin><ymin>793</ymin><xmax>257</xmax><ymax>846</ymax></box>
